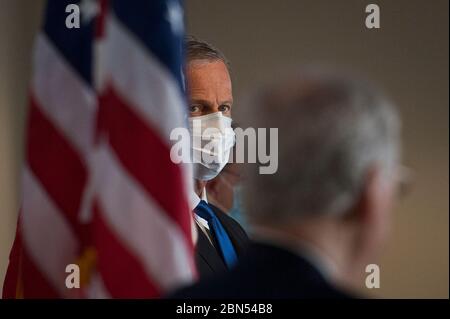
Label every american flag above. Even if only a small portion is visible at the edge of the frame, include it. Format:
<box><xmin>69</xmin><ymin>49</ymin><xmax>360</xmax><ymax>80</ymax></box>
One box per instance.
<box><xmin>2</xmin><ymin>0</ymin><xmax>196</xmax><ymax>298</ymax></box>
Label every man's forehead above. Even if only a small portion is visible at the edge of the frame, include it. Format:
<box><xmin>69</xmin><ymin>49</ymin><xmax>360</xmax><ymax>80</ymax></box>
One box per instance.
<box><xmin>186</xmin><ymin>61</ymin><xmax>231</xmax><ymax>81</ymax></box>
<box><xmin>186</xmin><ymin>61</ymin><xmax>232</xmax><ymax>97</ymax></box>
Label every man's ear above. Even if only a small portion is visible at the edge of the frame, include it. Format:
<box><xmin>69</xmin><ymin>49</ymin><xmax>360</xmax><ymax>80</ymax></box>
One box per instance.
<box><xmin>365</xmin><ymin>165</ymin><xmax>394</xmax><ymax>223</ymax></box>
<box><xmin>362</xmin><ymin>166</ymin><xmax>382</xmax><ymax>222</ymax></box>
<box><xmin>351</xmin><ymin>165</ymin><xmax>394</xmax><ymax>255</ymax></box>
<box><xmin>346</xmin><ymin>165</ymin><xmax>391</xmax><ymax>227</ymax></box>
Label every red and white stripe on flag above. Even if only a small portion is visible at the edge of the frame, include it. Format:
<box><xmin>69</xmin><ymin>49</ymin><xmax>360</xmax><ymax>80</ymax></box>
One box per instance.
<box><xmin>2</xmin><ymin>0</ymin><xmax>196</xmax><ymax>299</ymax></box>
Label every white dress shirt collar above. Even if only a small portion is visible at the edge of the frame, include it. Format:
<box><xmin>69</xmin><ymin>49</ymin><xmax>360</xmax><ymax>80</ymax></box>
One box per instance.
<box><xmin>190</xmin><ymin>187</ymin><xmax>208</xmax><ymax>210</ymax></box>
<box><xmin>191</xmin><ymin>188</ymin><xmax>210</xmax><ymax>230</ymax></box>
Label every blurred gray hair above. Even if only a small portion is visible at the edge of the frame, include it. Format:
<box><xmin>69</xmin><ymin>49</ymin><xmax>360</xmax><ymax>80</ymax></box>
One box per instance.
<box><xmin>243</xmin><ymin>68</ymin><xmax>401</xmax><ymax>224</ymax></box>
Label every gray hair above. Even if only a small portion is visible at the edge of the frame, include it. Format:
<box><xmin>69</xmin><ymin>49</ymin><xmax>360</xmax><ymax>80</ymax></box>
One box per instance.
<box><xmin>243</xmin><ymin>68</ymin><xmax>401</xmax><ymax>224</ymax></box>
<box><xmin>185</xmin><ymin>35</ymin><xmax>230</xmax><ymax>69</ymax></box>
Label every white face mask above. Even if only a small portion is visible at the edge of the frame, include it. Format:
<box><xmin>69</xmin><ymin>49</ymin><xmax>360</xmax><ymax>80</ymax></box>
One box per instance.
<box><xmin>188</xmin><ymin>112</ymin><xmax>235</xmax><ymax>181</ymax></box>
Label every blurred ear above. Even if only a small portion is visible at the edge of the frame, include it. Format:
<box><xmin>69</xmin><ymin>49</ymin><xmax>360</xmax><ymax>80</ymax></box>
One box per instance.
<box><xmin>350</xmin><ymin>164</ymin><xmax>395</xmax><ymax>260</ymax></box>
<box><xmin>358</xmin><ymin>165</ymin><xmax>394</xmax><ymax>225</ymax></box>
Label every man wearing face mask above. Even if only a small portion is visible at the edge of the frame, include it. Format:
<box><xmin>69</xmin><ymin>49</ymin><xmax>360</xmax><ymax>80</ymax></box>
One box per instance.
<box><xmin>185</xmin><ymin>36</ymin><xmax>250</xmax><ymax>279</ymax></box>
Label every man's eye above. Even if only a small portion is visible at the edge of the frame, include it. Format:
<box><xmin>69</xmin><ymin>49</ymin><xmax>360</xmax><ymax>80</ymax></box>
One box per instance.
<box><xmin>219</xmin><ymin>105</ymin><xmax>231</xmax><ymax>113</ymax></box>
<box><xmin>190</xmin><ymin>105</ymin><xmax>200</xmax><ymax>113</ymax></box>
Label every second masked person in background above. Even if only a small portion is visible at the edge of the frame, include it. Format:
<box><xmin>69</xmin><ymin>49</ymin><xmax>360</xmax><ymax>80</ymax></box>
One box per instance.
<box><xmin>184</xmin><ymin>36</ymin><xmax>250</xmax><ymax>279</ymax></box>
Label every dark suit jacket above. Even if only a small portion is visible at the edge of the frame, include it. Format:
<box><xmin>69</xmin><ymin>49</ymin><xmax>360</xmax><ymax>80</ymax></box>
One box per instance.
<box><xmin>195</xmin><ymin>203</ymin><xmax>250</xmax><ymax>279</ymax></box>
<box><xmin>174</xmin><ymin>242</ymin><xmax>355</xmax><ymax>299</ymax></box>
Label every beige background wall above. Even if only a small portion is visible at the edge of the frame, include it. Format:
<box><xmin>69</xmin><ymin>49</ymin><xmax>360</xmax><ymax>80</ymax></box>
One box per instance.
<box><xmin>0</xmin><ymin>0</ymin><xmax>448</xmax><ymax>298</ymax></box>
<box><xmin>0</xmin><ymin>0</ymin><xmax>45</xmax><ymax>294</ymax></box>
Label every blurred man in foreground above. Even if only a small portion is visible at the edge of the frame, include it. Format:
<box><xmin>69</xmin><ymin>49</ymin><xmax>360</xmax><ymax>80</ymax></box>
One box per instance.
<box><xmin>173</xmin><ymin>68</ymin><xmax>402</xmax><ymax>298</ymax></box>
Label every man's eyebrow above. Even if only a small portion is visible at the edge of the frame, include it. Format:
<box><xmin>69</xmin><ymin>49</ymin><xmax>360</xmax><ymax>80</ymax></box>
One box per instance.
<box><xmin>220</xmin><ymin>99</ymin><xmax>234</xmax><ymax>105</ymax></box>
<box><xmin>189</xmin><ymin>99</ymin><xmax>214</xmax><ymax>107</ymax></box>
<box><xmin>189</xmin><ymin>99</ymin><xmax>234</xmax><ymax>107</ymax></box>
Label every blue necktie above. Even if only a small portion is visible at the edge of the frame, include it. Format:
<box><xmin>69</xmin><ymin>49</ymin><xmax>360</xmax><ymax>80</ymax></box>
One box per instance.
<box><xmin>194</xmin><ymin>200</ymin><xmax>238</xmax><ymax>268</ymax></box>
